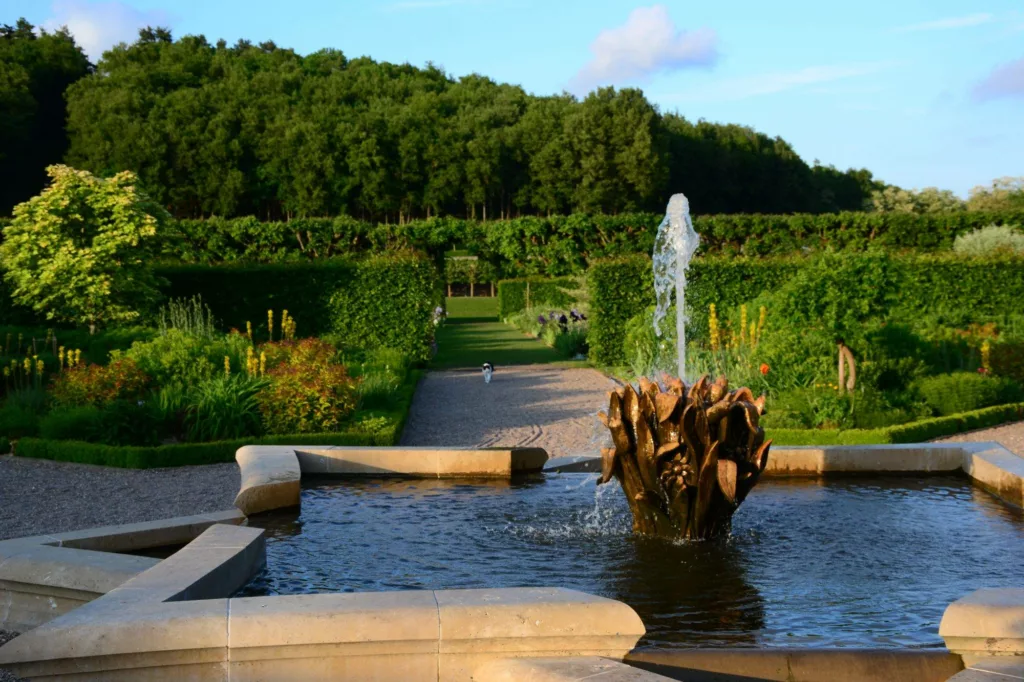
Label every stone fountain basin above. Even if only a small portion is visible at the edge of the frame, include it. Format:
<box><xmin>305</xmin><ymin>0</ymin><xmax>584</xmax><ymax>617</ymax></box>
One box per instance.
<box><xmin>0</xmin><ymin>443</ymin><xmax>1021</xmax><ymax>681</ymax></box>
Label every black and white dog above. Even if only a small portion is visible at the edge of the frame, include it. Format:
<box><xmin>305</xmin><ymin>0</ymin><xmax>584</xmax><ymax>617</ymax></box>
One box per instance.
<box><xmin>482</xmin><ymin>362</ymin><xmax>494</xmax><ymax>384</ymax></box>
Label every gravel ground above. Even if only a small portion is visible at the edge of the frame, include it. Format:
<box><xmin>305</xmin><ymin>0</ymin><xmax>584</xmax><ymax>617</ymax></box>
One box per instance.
<box><xmin>401</xmin><ymin>365</ymin><xmax>618</xmax><ymax>458</ymax></box>
<box><xmin>934</xmin><ymin>420</ymin><xmax>1024</xmax><ymax>456</ymax></box>
<box><xmin>0</xmin><ymin>630</ymin><xmax>23</xmax><ymax>682</ymax></box>
<box><xmin>0</xmin><ymin>457</ymin><xmax>239</xmax><ymax>541</ymax></box>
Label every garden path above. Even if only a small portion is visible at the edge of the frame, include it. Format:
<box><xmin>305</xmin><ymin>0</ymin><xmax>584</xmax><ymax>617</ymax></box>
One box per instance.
<box><xmin>431</xmin><ymin>297</ymin><xmax>568</xmax><ymax>369</ymax></box>
<box><xmin>400</xmin><ymin>364</ymin><xmax>617</xmax><ymax>459</ymax></box>
<box><xmin>935</xmin><ymin>420</ymin><xmax>1024</xmax><ymax>457</ymax></box>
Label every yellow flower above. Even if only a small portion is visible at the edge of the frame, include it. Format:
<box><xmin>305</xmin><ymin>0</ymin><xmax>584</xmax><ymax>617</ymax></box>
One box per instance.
<box><xmin>224</xmin><ymin>356</ymin><xmax>231</xmax><ymax>378</ymax></box>
<box><xmin>3</xmin><ymin>367</ymin><xmax>9</xmax><ymax>378</ymax></box>
<box><xmin>267</xmin><ymin>310</ymin><xmax>274</xmax><ymax>341</ymax></box>
<box><xmin>709</xmin><ymin>304</ymin><xmax>720</xmax><ymax>352</ymax></box>
<box><xmin>259</xmin><ymin>351</ymin><xmax>266</xmax><ymax>376</ymax></box>
<box><xmin>757</xmin><ymin>306</ymin><xmax>767</xmax><ymax>336</ymax></box>
<box><xmin>740</xmin><ymin>305</ymin><xmax>748</xmax><ymax>345</ymax></box>
<box><xmin>981</xmin><ymin>340</ymin><xmax>992</xmax><ymax>373</ymax></box>
<box><xmin>246</xmin><ymin>321</ymin><xmax>253</xmax><ymax>343</ymax></box>
<box><xmin>36</xmin><ymin>360</ymin><xmax>44</xmax><ymax>374</ymax></box>
<box><xmin>23</xmin><ymin>358</ymin><xmax>31</xmax><ymax>373</ymax></box>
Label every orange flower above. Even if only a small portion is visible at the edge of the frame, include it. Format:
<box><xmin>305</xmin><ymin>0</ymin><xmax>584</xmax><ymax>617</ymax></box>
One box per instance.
<box><xmin>759</xmin><ymin>363</ymin><xmax>770</xmax><ymax>376</ymax></box>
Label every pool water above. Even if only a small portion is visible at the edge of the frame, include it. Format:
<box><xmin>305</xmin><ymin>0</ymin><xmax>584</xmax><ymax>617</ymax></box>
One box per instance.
<box><xmin>243</xmin><ymin>474</ymin><xmax>1024</xmax><ymax>649</ymax></box>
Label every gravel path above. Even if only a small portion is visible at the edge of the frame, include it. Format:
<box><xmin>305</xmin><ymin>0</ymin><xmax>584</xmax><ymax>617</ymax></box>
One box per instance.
<box><xmin>934</xmin><ymin>420</ymin><xmax>1024</xmax><ymax>456</ymax></box>
<box><xmin>401</xmin><ymin>365</ymin><xmax>617</xmax><ymax>458</ymax></box>
<box><xmin>0</xmin><ymin>631</ymin><xmax>22</xmax><ymax>682</ymax></box>
<box><xmin>0</xmin><ymin>456</ymin><xmax>239</xmax><ymax>542</ymax></box>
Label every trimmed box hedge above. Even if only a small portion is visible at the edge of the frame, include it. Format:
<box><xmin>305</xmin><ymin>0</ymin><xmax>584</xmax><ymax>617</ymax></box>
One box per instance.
<box><xmin>496</xmin><ymin>278</ymin><xmax>576</xmax><ymax>318</ymax></box>
<box><xmin>768</xmin><ymin>402</ymin><xmax>1024</xmax><ymax>446</ymax></box>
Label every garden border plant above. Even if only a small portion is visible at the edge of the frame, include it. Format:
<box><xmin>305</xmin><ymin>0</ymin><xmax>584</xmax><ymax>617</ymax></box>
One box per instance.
<box><xmin>11</xmin><ymin>368</ymin><xmax>424</xmax><ymax>468</ymax></box>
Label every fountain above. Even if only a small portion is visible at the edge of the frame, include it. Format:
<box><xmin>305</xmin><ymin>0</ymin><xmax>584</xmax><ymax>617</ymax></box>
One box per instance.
<box><xmin>652</xmin><ymin>193</ymin><xmax>700</xmax><ymax>379</ymax></box>
<box><xmin>599</xmin><ymin>194</ymin><xmax>770</xmax><ymax>540</ymax></box>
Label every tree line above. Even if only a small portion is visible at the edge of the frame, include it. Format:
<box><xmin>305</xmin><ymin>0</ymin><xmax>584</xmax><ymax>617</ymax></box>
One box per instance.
<box><xmin>2</xmin><ymin>21</ymin><xmax>889</xmax><ymax>220</ymax></box>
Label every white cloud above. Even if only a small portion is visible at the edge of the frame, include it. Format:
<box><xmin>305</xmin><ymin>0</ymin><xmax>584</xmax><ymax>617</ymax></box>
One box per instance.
<box><xmin>658</xmin><ymin>62</ymin><xmax>893</xmax><ymax>104</ymax></box>
<box><xmin>973</xmin><ymin>56</ymin><xmax>1024</xmax><ymax>101</ymax></box>
<box><xmin>570</xmin><ymin>5</ymin><xmax>718</xmax><ymax>93</ymax></box>
<box><xmin>892</xmin><ymin>13</ymin><xmax>992</xmax><ymax>33</ymax></box>
<box><xmin>41</xmin><ymin>0</ymin><xmax>170</xmax><ymax>61</ymax></box>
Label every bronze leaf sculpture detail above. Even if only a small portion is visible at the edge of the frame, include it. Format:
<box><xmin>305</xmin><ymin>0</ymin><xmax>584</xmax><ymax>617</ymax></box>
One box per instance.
<box><xmin>598</xmin><ymin>375</ymin><xmax>771</xmax><ymax>540</ymax></box>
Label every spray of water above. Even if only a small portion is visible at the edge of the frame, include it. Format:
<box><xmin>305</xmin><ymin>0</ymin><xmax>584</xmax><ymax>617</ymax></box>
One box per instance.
<box><xmin>652</xmin><ymin>194</ymin><xmax>700</xmax><ymax>380</ymax></box>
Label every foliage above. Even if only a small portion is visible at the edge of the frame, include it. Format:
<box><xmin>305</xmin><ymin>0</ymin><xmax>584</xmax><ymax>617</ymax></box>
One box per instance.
<box><xmin>914</xmin><ymin>372</ymin><xmax>1021</xmax><ymax>416</ymax></box>
<box><xmin>0</xmin><ymin>20</ymin><xmax>91</xmax><ymax>215</ymax></box>
<box><xmin>59</xmin><ymin>29</ymin><xmax>879</xmax><ymax>222</ymax></box>
<box><xmin>0</xmin><ymin>436</ymin><xmax>8</xmax><ymax>454</ymax></box>
<box><xmin>50</xmin><ymin>357</ymin><xmax>149</xmax><ymax>408</ymax></box>
<box><xmin>953</xmin><ymin>224</ymin><xmax>1024</xmax><ymax>257</ymax></box>
<box><xmin>38</xmin><ymin>405</ymin><xmax>102</xmax><ymax>441</ymax></box>
<box><xmin>868</xmin><ymin>186</ymin><xmax>965</xmax><ymax>214</ymax></box>
<box><xmin>183</xmin><ymin>375</ymin><xmax>268</xmax><ymax>443</ymax></box>
<box><xmin>967</xmin><ymin>177</ymin><xmax>1024</xmax><ymax>212</ymax></box>
<box><xmin>257</xmin><ymin>339</ymin><xmax>358</xmax><ymax>434</ymax></box>
<box><xmin>496</xmin><ymin>278</ymin><xmax>577</xmax><ymax>318</ymax></box>
<box><xmin>94</xmin><ymin>399</ymin><xmax>163</xmax><ymax>446</ymax></box>
<box><xmin>991</xmin><ymin>339</ymin><xmax>1024</xmax><ymax>384</ymax></box>
<box><xmin>0</xmin><ymin>403</ymin><xmax>39</xmax><ymax>439</ymax></box>
<box><xmin>767</xmin><ymin>402</ymin><xmax>1024</xmax><ymax>445</ymax></box>
<box><xmin>444</xmin><ymin>257</ymin><xmax>498</xmax><ymax>286</ymax></box>
<box><xmin>118</xmin><ymin>328</ymin><xmax>250</xmax><ymax>388</ymax></box>
<box><xmin>0</xmin><ymin>165</ymin><xmax>169</xmax><ymax>330</ymax></box>
<box><xmin>326</xmin><ymin>253</ymin><xmax>439</xmax><ymax>361</ymax></box>
<box><xmin>159</xmin><ymin>295</ymin><xmax>218</xmax><ymax>337</ymax></box>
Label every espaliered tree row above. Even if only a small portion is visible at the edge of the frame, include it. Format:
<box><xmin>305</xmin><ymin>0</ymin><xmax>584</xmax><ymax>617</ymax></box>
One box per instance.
<box><xmin>51</xmin><ymin>28</ymin><xmax>879</xmax><ymax>220</ymax></box>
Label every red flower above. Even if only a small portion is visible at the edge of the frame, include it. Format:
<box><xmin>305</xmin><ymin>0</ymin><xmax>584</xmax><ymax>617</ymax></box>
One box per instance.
<box><xmin>759</xmin><ymin>363</ymin><xmax>770</xmax><ymax>376</ymax></box>
<box><xmin>977</xmin><ymin>367</ymin><xmax>988</xmax><ymax>374</ymax></box>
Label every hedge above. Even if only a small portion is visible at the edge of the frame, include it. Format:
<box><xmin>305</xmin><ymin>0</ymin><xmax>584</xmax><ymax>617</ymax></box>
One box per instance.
<box><xmin>160</xmin><ymin>252</ymin><xmax>440</xmax><ymax>361</ymax></box>
<box><xmin>587</xmin><ymin>253</ymin><xmax>1024</xmax><ymax>367</ymax></box>
<box><xmin>14</xmin><ymin>431</ymin><xmax>386</xmax><ymax>469</ymax></box>
<box><xmin>110</xmin><ymin>210</ymin><xmax>1024</xmax><ymax>274</ymax></box>
<box><xmin>768</xmin><ymin>402</ymin><xmax>1024</xmax><ymax>446</ymax></box>
<box><xmin>496</xmin><ymin>278</ymin><xmax>577</xmax><ymax>318</ymax></box>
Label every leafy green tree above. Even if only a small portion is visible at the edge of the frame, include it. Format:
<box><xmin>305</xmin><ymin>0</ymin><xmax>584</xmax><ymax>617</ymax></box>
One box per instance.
<box><xmin>967</xmin><ymin>177</ymin><xmax>1024</xmax><ymax>212</ymax></box>
<box><xmin>0</xmin><ymin>165</ymin><xmax>169</xmax><ymax>331</ymax></box>
<box><xmin>0</xmin><ymin>19</ymin><xmax>91</xmax><ymax>215</ymax></box>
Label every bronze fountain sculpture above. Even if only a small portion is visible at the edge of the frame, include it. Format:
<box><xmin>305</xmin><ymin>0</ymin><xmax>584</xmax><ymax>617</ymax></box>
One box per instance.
<box><xmin>598</xmin><ymin>374</ymin><xmax>771</xmax><ymax>540</ymax></box>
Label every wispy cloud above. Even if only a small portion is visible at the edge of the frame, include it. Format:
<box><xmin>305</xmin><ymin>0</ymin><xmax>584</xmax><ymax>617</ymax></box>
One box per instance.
<box><xmin>659</xmin><ymin>62</ymin><xmax>894</xmax><ymax>104</ymax></box>
<box><xmin>973</xmin><ymin>56</ymin><xmax>1024</xmax><ymax>101</ymax></box>
<box><xmin>570</xmin><ymin>5</ymin><xmax>718</xmax><ymax>94</ymax></box>
<box><xmin>42</xmin><ymin>0</ymin><xmax>170</xmax><ymax>61</ymax></box>
<box><xmin>892</xmin><ymin>13</ymin><xmax>993</xmax><ymax>33</ymax></box>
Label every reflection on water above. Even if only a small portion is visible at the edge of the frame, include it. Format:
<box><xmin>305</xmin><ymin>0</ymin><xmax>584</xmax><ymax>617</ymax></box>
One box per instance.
<box><xmin>243</xmin><ymin>474</ymin><xmax>1024</xmax><ymax>649</ymax></box>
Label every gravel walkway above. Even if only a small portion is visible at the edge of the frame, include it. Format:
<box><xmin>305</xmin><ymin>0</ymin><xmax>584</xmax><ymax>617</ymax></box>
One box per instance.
<box><xmin>401</xmin><ymin>365</ymin><xmax>617</xmax><ymax>458</ymax></box>
<box><xmin>0</xmin><ymin>457</ymin><xmax>239</xmax><ymax>542</ymax></box>
<box><xmin>934</xmin><ymin>420</ymin><xmax>1024</xmax><ymax>457</ymax></box>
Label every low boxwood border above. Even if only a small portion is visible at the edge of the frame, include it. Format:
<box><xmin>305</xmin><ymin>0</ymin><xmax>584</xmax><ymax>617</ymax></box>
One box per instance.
<box><xmin>768</xmin><ymin>403</ymin><xmax>1024</xmax><ymax>446</ymax></box>
<box><xmin>14</xmin><ymin>370</ymin><xmax>425</xmax><ymax>469</ymax></box>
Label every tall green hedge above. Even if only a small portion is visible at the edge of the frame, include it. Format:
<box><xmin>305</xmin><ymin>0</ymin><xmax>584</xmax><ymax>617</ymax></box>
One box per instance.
<box><xmin>496</xmin><ymin>278</ymin><xmax>577</xmax><ymax>318</ymax></box>
<box><xmin>129</xmin><ymin>210</ymin><xmax>1024</xmax><ymax>274</ymax></box>
<box><xmin>160</xmin><ymin>253</ymin><xmax>440</xmax><ymax>361</ymax></box>
<box><xmin>587</xmin><ymin>253</ymin><xmax>1024</xmax><ymax>367</ymax></box>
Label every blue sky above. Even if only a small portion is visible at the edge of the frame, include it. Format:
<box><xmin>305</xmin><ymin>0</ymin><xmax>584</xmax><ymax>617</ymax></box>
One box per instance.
<box><xmin>9</xmin><ymin>0</ymin><xmax>1024</xmax><ymax>197</ymax></box>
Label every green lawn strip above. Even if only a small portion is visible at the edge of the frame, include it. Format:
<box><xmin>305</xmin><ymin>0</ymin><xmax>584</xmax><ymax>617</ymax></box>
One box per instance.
<box><xmin>433</xmin><ymin>297</ymin><xmax>565</xmax><ymax>369</ymax></box>
<box><xmin>13</xmin><ymin>371</ymin><xmax>424</xmax><ymax>469</ymax></box>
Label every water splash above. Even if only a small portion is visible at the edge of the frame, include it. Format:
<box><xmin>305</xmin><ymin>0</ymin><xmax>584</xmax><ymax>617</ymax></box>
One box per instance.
<box><xmin>652</xmin><ymin>193</ymin><xmax>700</xmax><ymax>380</ymax></box>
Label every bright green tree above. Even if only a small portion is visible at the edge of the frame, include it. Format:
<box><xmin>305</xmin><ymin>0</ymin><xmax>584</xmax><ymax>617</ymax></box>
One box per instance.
<box><xmin>0</xmin><ymin>165</ymin><xmax>169</xmax><ymax>332</ymax></box>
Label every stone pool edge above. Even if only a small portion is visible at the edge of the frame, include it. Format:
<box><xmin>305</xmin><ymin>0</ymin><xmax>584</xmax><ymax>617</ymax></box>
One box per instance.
<box><xmin>2</xmin><ymin>442</ymin><xmax>1023</xmax><ymax>681</ymax></box>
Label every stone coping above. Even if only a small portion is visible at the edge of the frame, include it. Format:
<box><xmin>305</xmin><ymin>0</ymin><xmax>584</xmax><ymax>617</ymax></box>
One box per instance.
<box><xmin>477</xmin><ymin>656</ymin><xmax>674</xmax><ymax>681</ymax></box>
<box><xmin>940</xmin><ymin>588</ymin><xmax>1024</xmax><ymax>664</ymax></box>
<box><xmin>625</xmin><ymin>649</ymin><xmax>965</xmax><ymax>682</ymax></box>
<box><xmin>234</xmin><ymin>445</ymin><xmax>549</xmax><ymax>515</ymax></box>
<box><xmin>545</xmin><ymin>443</ymin><xmax>1024</xmax><ymax>510</ymax></box>
<box><xmin>0</xmin><ymin>509</ymin><xmax>245</xmax><ymax>632</ymax></box>
<box><xmin>946</xmin><ymin>656</ymin><xmax>1024</xmax><ymax>681</ymax></box>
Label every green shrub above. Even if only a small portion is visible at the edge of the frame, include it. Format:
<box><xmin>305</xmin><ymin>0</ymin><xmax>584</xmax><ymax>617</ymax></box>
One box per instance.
<box><xmin>914</xmin><ymin>372</ymin><xmax>1014</xmax><ymax>416</ymax></box>
<box><xmin>50</xmin><ymin>358</ymin><xmax>150</xmax><ymax>408</ymax></box>
<box><xmin>184</xmin><ymin>376</ymin><xmax>268</xmax><ymax>442</ymax></box>
<box><xmin>0</xmin><ymin>436</ymin><xmax>9</xmax><ymax>454</ymax></box>
<box><xmin>39</xmin><ymin>406</ymin><xmax>103</xmax><ymax>441</ymax></box>
<box><xmin>356</xmin><ymin>372</ymin><xmax>403</xmax><ymax>411</ymax></box>
<box><xmin>257</xmin><ymin>339</ymin><xmax>358</xmax><ymax>434</ymax></box>
<box><xmin>991</xmin><ymin>339</ymin><xmax>1024</xmax><ymax>383</ymax></box>
<box><xmin>96</xmin><ymin>400</ymin><xmax>164</xmax><ymax>446</ymax></box>
<box><xmin>0</xmin><ymin>403</ymin><xmax>39</xmax><ymax>439</ymax></box>
<box><xmin>554</xmin><ymin>326</ymin><xmax>589</xmax><ymax>359</ymax></box>
<box><xmin>118</xmin><ymin>329</ymin><xmax>251</xmax><ymax>387</ymax></box>
<box><xmin>953</xmin><ymin>224</ymin><xmax>1024</xmax><ymax>257</ymax></box>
